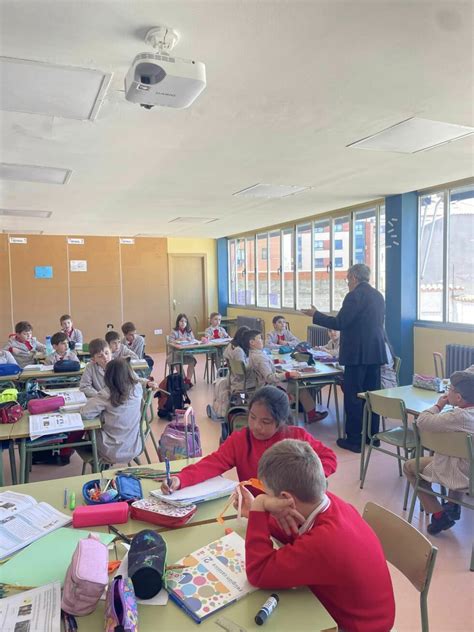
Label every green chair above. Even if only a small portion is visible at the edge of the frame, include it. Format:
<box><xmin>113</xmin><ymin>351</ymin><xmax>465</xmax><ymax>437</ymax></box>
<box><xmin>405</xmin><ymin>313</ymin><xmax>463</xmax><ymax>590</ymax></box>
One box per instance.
<box><xmin>381</xmin><ymin>356</ymin><xmax>402</xmax><ymax>432</ymax></box>
<box><xmin>407</xmin><ymin>422</ymin><xmax>474</xmax><ymax>570</ymax></box>
<box><xmin>360</xmin><ymin>392</ymin><xmax>416</xmax><ymax>510</ymax></box>
<box><xmin>363</xmin><ymin>501</ymin><xmax>437</xmax><ymax>632</ymax></box>
<box><xmin>228</xmin><ymin>360</ymin><xmax>255</xmax><ymax>403</ymax></box>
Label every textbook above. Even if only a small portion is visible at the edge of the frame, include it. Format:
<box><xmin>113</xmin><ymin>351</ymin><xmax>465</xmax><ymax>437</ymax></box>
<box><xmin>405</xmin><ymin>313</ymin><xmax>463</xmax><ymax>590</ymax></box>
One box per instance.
<box><xmin>166</xmin><ymin>531</ymin><xmax>256</xmax><ymax>623</ymax></box>
<box><xmin>43</xmin><ymin>389</ymin><xmax>87</xmax><ymax>406</ymax></box>
<box><xmin>29</xmin><ymin>412</ymin><xmax>84</xmax><ymax>440</ymax></box>
<box><xmin>151</xmin><ymin>476</ymin><xmax>237</xmax><ymax>507</ymax></box>
<box><xmin>0</xmin><ymin>491</ymin><xmax>71</xmax><ymax>560</ymax></box>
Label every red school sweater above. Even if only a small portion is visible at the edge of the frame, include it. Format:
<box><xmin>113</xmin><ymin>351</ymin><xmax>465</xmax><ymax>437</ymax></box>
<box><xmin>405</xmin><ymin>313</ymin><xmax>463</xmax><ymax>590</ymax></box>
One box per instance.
<box><xmin>245</xmin><ymin>492</ymin><xmax>395</xmax><ymax>632</ymax></box>
<box><xmin>176</xmin><ymin>426</ymin><xmax>337</xmax><ymax>489</ymax></box>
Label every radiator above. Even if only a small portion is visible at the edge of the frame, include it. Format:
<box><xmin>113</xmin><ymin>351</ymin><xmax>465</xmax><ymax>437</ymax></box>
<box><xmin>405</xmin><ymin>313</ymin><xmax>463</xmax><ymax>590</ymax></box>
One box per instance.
<box><xmin>446</xmin><ymin>344</ymin><xmax>474</xmax><ymax>375</ymax></box>
<box><xmin>307</xmin><ymin>325</ymin><xmax>329</xmax><ymax>347</ymax></box>
<box><xmin>236</xmin><ymin>316</ymin><xmax>265</xmax><ymax>338</ymax></box>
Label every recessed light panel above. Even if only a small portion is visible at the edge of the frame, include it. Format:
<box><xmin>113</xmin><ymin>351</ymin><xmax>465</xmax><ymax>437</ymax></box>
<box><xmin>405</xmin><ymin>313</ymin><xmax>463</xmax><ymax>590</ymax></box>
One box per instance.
<box><xmin>0</xmin><ymin>209</ymin><xmax>51</xmax><ymax>218</ymax></box>
<box><xmin>168</xmin><ymin>217</ymin><xmax>218</xmax><ymax>224</ymax></box>
<box><xmin>233</xmin><ymin>183</ymin><xmax>310</xmax><ymax>199</ymax></box>
<box><xmin>0</xmin><ymin>163</ymin><xmax>71</xmax><ymax>184</ymax></box>
<box><xmin>347</xmin><ymin>117</ymin><xmax>474</xmax><ymax>153</ymax></box>
<box><xmin>0</xmin><ymin>57</ymin><xmax>112</xmax><ymax>121</ymax></box>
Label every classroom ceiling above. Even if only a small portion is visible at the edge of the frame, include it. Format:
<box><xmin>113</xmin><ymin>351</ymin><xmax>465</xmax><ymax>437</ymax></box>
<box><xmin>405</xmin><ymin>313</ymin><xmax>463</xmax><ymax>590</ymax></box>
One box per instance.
<box><xmin>0</xmin><ymin>0</ymin><xmax>473</xmax><ymax>238</ymax></box>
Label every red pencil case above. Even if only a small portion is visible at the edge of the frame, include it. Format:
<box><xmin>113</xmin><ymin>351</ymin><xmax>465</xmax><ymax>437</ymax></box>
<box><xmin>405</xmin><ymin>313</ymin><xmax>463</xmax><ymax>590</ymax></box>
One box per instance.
<box><xmin>72</xmin><ymin>502</ymin><xmax>129</xmax><ymax>528</ymax></box>
<box><xmin>27</xmin><ymin>396</ymin><xmax>65</xmax><ymax>414</ymax></box>
<box><xmin>130</xmin><ymin>498</ymin><xmax>197</xmax><ymax>528</ymax></box>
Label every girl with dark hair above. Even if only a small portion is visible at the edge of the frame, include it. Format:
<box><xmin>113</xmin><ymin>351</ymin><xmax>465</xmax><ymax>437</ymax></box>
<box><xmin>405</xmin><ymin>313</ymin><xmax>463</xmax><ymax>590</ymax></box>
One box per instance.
<box><xmin>82</xmin><ymin>359</ymin><xmax>143</xmax><ymax>464</ymax></box>
<box><xmin>160</xmin><ymin>385</ymin><xmax>337</xmax><ymax>496</ymax></box>
<box><xmin>167</xmin><ymin>313</ymin><xmax>197</xmax><ymax>386</ymax></box>
<box><xmin>223</xmin><ymin>325</ymin><xmax>256</xmax><ymax>393</ymax></box>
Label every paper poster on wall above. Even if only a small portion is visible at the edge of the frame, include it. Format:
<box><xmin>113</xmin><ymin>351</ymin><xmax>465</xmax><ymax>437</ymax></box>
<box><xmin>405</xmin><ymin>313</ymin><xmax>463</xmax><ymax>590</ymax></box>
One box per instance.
<box><xmin>68</xmin><ymin>237</ymin><xmax>84</xmax><ymax>245</ymax></box>
<box><xmin>35</xmin><ymin>266</ymin><xmax>53</xmax><ymax>279</ymax></box>
<box><xmin>120</xmin><ymin>238</ymin><xmax>135</xmax><ymax>245</ymax></box>
<box><xmin>9</xmin><ymin>237</ymin><xmax>27</xmax><ymax>244</ymax></box>
<box><xmin>70</xmin><ymin>260</ymin><xmax>87</xmax><ymax>272</ymax></box>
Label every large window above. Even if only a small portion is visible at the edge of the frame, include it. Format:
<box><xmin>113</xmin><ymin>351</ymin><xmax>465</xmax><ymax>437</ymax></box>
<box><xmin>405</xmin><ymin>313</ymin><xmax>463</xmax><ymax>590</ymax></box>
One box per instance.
<box><xmin>229</xmin><ymin>201</ymin><xmax>386</xmax><ymax>312</ymax></box>
<box><xmin>418</xmin><ymin>184</ymin><xmax>473</xmax><ymax>324</ymax></box>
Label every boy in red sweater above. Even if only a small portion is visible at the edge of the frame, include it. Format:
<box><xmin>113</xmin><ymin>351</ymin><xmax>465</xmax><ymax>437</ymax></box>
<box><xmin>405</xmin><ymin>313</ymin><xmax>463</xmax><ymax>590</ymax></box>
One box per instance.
<box><xmin>243</xmin><ymin>439</ymin><xmax>395</xmax><ymax>632</ymax></box>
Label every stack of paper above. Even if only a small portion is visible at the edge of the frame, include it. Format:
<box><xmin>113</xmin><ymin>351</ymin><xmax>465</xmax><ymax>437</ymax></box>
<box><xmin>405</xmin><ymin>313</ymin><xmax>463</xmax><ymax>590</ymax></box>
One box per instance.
<box><xmin>39</xmin><ymin>364</ymin><xmax>54</xmax><ymax>371</ymax></box>
<box><xmin>151</xmin><ymin>476</ymin><xmax>237</xmax><ymax>507</ymax></box>
<box><xmin>0</xmin><ymin>582</ymin><xmax>61</xmax><ymax>632</ymax></box>
<box><xmin>29</xmin><ymin>412</ymin><xmax>84</xmax><ymax>440</ymax></box>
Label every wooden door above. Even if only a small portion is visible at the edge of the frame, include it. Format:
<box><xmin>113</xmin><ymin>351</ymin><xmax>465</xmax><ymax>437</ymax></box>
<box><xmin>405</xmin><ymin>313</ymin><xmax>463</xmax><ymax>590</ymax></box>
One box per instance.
<box><xmin>169</xmin><ymin>255</ymin><xmax>207</xmax><ymax>334</ymax></box>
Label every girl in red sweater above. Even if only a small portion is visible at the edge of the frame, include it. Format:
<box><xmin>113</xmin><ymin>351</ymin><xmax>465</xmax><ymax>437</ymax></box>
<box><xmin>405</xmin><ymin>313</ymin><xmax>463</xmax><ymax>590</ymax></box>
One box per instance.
<box><xmin>160</xmin><ymin>386</ymin><xmax>337</xmax><ymax>494</ymax></box>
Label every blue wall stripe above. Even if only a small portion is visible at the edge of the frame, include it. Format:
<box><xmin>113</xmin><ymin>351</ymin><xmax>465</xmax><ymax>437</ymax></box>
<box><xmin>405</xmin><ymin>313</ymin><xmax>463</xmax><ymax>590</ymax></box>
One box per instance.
<box><xmin>217</xmin><ymin>238</ymin><xmax>229</xmax><ymax>315</ymax></box>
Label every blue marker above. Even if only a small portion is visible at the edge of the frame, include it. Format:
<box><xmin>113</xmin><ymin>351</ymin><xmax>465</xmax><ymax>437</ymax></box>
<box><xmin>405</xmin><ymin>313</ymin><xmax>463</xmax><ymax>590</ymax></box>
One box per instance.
<box><xmin>165</xmin><ymin>457</ymin><xmax>171</xmax><ymax>489</ymax></box>
<box><xmin>255</xmin><ymin>594</ymin><xmax>279</xmax><ymax>625</ymax></box>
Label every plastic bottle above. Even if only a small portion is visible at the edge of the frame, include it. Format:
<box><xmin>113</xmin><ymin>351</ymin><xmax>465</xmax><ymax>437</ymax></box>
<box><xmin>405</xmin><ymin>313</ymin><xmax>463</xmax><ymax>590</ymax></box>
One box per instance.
<box><xmin>45</xmin><ymin>336</ymin><xmax>53</xmax><ymax>355</ymax></box>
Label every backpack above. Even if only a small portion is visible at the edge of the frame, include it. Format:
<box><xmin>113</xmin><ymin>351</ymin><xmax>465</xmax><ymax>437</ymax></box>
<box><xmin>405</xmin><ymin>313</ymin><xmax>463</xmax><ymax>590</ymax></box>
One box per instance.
<box><xmin>212</xmin><ymin>375</ymin><xmax>231</xmax><ymax>418</ymax></box>
<box><xmin>0</xmin><ymin>363</ymin><xmax>22</xmax><ymax>376</ymax></box>
<box><xmin>227</xmin><ymin>406</ymin><xmax>248</xmax><ymax>435</ymax></box>
<box><xmin>0</xmin><ymin>401</ymin><xmax>23</xmax><ymax>424</ymax></box>
<box><xmin>158</xmin><ymin>407</ymin><xmax>202</xmax><ymax>461</ymax></box>
<box><xmin>155</xmin><ymin>365</ymin><xmax>190</xmax><ymax>420</ymax></box>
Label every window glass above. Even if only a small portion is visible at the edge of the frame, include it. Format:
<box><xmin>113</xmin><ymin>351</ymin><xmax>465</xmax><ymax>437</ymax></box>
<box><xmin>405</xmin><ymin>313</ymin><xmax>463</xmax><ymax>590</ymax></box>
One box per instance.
<box><xmin>246</xmin><ymin>236</ymin><xmax>256</xmax><ymax>304</ymax></box>
<box><xmin>256</xmin><ymin>233</ymin><xmax>268</xmax><ymax>307</ymax></box>
<box><xmin>354</xmin><ymin>208</ymin><xmax>377</xmax><ymax>271</ymax></box>
<box><xmin>282</xmin><ymin>228</ymin><xmax>295</xmax><ymax>309</ymax></box>
<box><xmin>269</xmin><ymin>231</ymin><xmax>281</xmax><ymax>308</ymax></box>
<box><xmin>378</xmin><ymin>205</ymin><xmax>386</xmax><ymax>296</ymax></box>
<box><xmin>332</xmin><ymin>216</ymin><xmax>350</xmax><ymax>310</ymax></box>
<box><xmin>418</xmin><ymin>192</ymin><xmax>444</xmax><ymax>321</ymax></box>
<box><xmin>296</xmin><ymin>223</ymin><xmax>312</xmax><ymax>308</ymax></box>
<box><xmin>236</xmin><ymin>238</ymin><xmax>246</xmax><ymax>305</ymax></box>
<box><xmin>313</xmin><ymin>219</ymin><xmax>330</xmax><ymax>311</ymax></box>
<box><xmin>229</xmin><ymin>239</ymin><xmax>236</xmax><ymax>304</ymax></box>
<box><xmin>447</xmin><ymin>185</ymin><xmax>474</xmax><ymax>324</ymax></box>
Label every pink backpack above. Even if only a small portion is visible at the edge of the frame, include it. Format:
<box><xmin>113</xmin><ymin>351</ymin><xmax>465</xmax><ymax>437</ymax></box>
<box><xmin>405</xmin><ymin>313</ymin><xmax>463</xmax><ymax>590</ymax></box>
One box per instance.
<box><xmin>61</xmin><ymin>533</ymin><xmax>108</xmax><ymax>616</ymax></box>
<box><xmin>158</xmin><ymin>407</ymin><xmax>202</xmax><ymax>461</ymax></box>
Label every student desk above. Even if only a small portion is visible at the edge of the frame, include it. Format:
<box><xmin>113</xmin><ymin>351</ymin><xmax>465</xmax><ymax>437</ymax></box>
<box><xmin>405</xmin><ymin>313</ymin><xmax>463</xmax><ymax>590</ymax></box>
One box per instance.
<box><xmin>169</xmin><ymin>339</ymin><xmax>230</xmax><ymax>382</ymax></box>
<box><xmin>281</xmin><ymin>357</ymin><xmax>344</xmax><ymax>437</ymax></box>
<box><xmin>357</xmin><ymin>385</ymin><xmax>441</xmax><ymax>478</ymax></box>
<box><xmin>6</xmin><ymin>412</ymin><xmax>101</xmax><ymax>485</ymax></box>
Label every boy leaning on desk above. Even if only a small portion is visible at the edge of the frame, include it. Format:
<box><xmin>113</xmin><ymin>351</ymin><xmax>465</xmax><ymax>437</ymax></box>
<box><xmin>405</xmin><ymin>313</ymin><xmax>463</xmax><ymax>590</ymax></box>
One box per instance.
<box><xmin>236</xmin><ymin>439</ymin><xmax>395</xmax><ymax>632</ymax></box>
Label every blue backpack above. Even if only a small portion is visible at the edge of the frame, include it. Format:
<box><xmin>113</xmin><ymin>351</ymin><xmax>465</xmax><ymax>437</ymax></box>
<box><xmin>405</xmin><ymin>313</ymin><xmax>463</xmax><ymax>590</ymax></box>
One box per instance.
<box><xmin>53</xmin><ymin>359</ymin><xmax>81</xmax><ymax>373</ymax></box>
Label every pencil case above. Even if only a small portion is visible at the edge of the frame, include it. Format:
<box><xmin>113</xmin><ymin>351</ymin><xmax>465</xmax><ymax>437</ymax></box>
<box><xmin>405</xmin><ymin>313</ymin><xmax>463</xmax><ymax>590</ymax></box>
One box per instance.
<box><xmin>130</xmin><ymin>497</ymin><xmax>197</xmax><ymax>527</ymax></box>
<box><xmin>72</xmin><ymin>502</ymin><xmax>130</xmax><ymax>528</ymax></box>
<box><xmin>105</xmin><ymin>576</ymin><xmax>138</xmax><ymax>632</ymax></box>
<box><xmin>27</xmin><ymin>395</ymin><xmax>65</xmax><ymax>414</ymax></box>
<box><xmin>82</xmin><ymin>476</ymin><xmax>143</xmax><ymax>505</ymax></box>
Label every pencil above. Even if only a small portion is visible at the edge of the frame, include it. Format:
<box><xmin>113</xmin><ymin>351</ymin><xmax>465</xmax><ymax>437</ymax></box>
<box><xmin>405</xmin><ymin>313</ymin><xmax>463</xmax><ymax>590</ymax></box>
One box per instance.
<box><xmin>63</xmin><ymin>488</ymin><xmax>68</xmax><ymax>508</ymax></box>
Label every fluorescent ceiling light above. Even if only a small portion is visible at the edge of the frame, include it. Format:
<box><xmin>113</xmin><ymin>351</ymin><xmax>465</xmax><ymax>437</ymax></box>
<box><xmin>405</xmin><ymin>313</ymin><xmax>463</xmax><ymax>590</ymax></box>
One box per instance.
<box><xmin>2</xmin><ymin>229</ymin><xmax>43</xmax><ymax>234</ymax></box>
<box><xmin>0</xmin><ymin>57</ymin><xmax>112</xmax><ymax>121</ymax></box>
<box><xmin>0</xmin><ymin>209</ymin><xmax>51</xmax><ymax>218</ymax></box>
<box><xmin>233</xmin><ymin>183</ymin><xmax>310</xmax><ymax>199</ymax></box>
<box><xmin>0</xmin><ymin>163</ymin><xmax>71</xmax><ymax>184</ymax></box>
<box><xmin>347</xmin><ymin>117</ymin><xmax>474</xmax><ymax>154</ymax></box>
<box><xmin>168</xmin><ymin>217</ymin><xmax>218</xmax><ymax>224</ymax></box>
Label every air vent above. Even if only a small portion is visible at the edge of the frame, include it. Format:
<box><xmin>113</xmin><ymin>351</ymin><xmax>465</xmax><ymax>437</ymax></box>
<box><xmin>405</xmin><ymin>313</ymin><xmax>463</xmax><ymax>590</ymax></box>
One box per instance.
<box><xmin>233</xmin><ymin>183</ymin><xmax>310</xmax><ymax>199</ymax></box>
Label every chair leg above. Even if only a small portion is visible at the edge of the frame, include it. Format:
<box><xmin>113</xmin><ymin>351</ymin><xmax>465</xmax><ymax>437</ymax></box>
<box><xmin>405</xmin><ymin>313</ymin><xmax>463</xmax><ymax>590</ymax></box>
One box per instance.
<box><xmin>470</xmin><ymin>543</ymin><xmax>474</xmax><ymax>572</ymax></box>
<box><xmin>403</xmin><ymin>477</ymin><xmax>411</xmax><ymax>511</ymax></box>
<box><xmin>360</xmin><ymin>445</ymin><xmax>373</xmax><ymax>489</ymax></box>
<box><xmin>81</xmin><ymin>461</ymin><xmax>86</xmax><ymax>475</ymax></box>
<box><xmin>396</xmin><ymin>446</ymin><xmax>402</xmax><ymax>476</ymax></box>
<box><xmin>407</xmin><ymin>480</ymin><xmax>418</xmax><ymax>523</ymax></box>
<box><xmin>143</xmin><ymin>444</ymin><xmax>151</xmax><ymax>464</ymax></box>
<box><xmin>326</xmin><ymin>384</ymin><xmax>332</xmax><ymax>408</ymax></box>
<box><xmin>9</xmin><ymin>441</ymin><xmax>17</xmax><ymax>485</ymax></box>
<box><xmin>133</xmin><ymin>456</ymin><xmax>142</xmax><ymax>465</ymax></box>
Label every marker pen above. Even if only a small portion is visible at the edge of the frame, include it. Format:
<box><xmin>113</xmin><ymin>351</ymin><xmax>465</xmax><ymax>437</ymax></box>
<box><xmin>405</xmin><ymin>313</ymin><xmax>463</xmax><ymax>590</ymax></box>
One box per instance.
<box><xmin>255</xmin><ymin>593</ymin><xmax>279</xmax><ymax>625</ymax></box>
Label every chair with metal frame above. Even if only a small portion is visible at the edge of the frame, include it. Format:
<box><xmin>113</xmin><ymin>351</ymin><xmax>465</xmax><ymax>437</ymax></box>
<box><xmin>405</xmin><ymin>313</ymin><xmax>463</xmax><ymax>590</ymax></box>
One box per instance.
<box><xmin>360</xmin><ymin>391</ymin><xmax>416</xmax><ymax>510</ymax></box>
<box><xmin>433</xmin><ymin>352</ymin><xmax>445</xmax><ymax>379</ymax></box>
<box><xmin>380</xmin><ymin>356</ymin><xmax>402</xmax><ymax>432</ymax></box>
<box><xmin>363</xmin><ymin>501</ymin><xmax>438</xmax><ymax>632</ymax></box>
<box><xmin>407</xmin><ymin>422</ymin><xmax>474</xmax><ymax>570</ymax></box>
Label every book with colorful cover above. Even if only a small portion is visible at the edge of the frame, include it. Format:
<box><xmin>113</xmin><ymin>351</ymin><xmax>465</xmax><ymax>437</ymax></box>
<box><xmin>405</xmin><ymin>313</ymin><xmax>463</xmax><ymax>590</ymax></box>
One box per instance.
<box><xmin>166</xmin><ymin>531</ymin><xmax>256</xmax><ymax>623</ymax></box>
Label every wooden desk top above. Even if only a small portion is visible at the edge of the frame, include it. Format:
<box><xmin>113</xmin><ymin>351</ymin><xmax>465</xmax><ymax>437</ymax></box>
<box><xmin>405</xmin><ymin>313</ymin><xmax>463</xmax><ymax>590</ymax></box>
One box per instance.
<box><xmin>358</xmin><ymin>385</ymin><xmax>440</xmax><ymax>416</ymax></box>
<box><xmin>169</xmin><ymin>339</ymin><xmax>230</xmax><ymax>351</ymax></box>
<box><xmin>80</xmin><ymin>519</ymin><xmax>337</xmax><ymax>631</ymax></box>
<box><xmin>277</xmin><ymin>356</ymin><xmax>343</xmax><ymax>380</ymax></box>
<box><xmin>0</xmin><ymin>460</ymin><xmax>236</xmax><ymax>532</ymax></box>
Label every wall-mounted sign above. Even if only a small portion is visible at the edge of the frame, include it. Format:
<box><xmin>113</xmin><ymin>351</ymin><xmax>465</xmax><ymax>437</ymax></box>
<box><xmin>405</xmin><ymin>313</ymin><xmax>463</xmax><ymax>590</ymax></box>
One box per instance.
<box><xmin>120</xmin><ymin>238</ymin><xmax>135</xmax><ymax>245</ymax></box>
<box><xmin>35</xmin><ymin>266</ymin><xmax>53</xmax><ymax>279</ymax></box>
<box><xmin>70</xmin><ymin>259</ymin><xmax>87</xmax><ymax>272</ymax></box>
<box><xmin>9</xmin><ymin>237</ymin><xmax>27</xmax><ymax>244</ymax></box>
<box><xmin>68</xmin><ymin>238</ymin><xmax>84</xmax><ymax>245</ymax></box>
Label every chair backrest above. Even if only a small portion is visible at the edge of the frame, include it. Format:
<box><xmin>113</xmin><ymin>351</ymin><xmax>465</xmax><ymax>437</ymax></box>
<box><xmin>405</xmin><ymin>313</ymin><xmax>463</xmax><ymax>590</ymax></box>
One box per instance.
<box><xmin>229</xmin><ymin>359</ymin><xmax>246</xmax><ymax>377</ymax></box>
<box><xmin>393</xmin><ymin>356</ymin><xmax>402</xmax><ymax>385</ymax></box>
<box><xmin>433</xmin><ymin>352</ymin><xmax>445</xmax><ymax>379</ymax></box>
<box><xmin>414</xmin><ymin>423</ymin><xmax>474</xmax><ymax>495</ymax></box>
<box><xmin>363</xmin><ymin>501</ymin><xmax>437</xmax><ymax>632</ymax></box>
<box><xmin>367</xmin><ymin>391</ymin><xmax>407</xmax><ymax>422</ymax></box>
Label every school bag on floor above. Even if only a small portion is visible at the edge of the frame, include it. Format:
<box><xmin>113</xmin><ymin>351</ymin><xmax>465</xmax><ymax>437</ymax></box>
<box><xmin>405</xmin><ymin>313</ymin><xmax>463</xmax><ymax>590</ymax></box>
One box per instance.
<box><xmin>211</xmin><ymin>373</ymin><xmax>231</xmax><ymax>418</ymax></box>
<box><xmin>155</xmin><ymin>365</ymin><xmax>190</xmax><ymax>420</ymax></box>
<box><xmin>158</xmin><ymin>407</ymin><xmax>202</xmax><ymax>461</ymax></box>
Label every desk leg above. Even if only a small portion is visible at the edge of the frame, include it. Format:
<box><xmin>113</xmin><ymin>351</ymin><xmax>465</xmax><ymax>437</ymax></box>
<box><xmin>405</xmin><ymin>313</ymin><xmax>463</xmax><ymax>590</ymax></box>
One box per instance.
<box><xmin>8</xmin><ymin>440</ymin><xmax>17</xmax><ymax>485</ymax></box>
<box><xmin>333</xmin><ymin>382</ymin><xmax>342</xmax><ymax>439</ymax></box>
<box><xmin>294</xmin><ymin>382</ymin><xmax>300</xmax><ymax>426</ymax></box>
<box><xmin>359</xmin><ymin>401</ymin><xmax>368</xmax><ymax>480</ymax></box>
<box><xmin>19</xmin><ymin>438</ymin><xmax>26</xmax><ymax>485</ymax></box>
<box><xmin>90</xmin><ymin>429</ymin><xmax>99</xmax><ymax>473</ymax></box>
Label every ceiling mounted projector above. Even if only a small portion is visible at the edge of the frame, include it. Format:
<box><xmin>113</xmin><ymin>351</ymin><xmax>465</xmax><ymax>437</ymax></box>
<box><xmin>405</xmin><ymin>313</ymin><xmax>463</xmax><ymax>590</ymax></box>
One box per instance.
<box><xmin>125</xmin><ymin>26</ymin><xmax>206</xmax><ymax>109</ymax></box>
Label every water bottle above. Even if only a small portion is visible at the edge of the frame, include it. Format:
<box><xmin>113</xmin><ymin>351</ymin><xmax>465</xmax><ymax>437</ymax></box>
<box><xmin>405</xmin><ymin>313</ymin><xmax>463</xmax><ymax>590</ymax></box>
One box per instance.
<box><xmin>45</xmin><ymin>336</ymin><xmax>53</xmax><ymax>355</ymax></box>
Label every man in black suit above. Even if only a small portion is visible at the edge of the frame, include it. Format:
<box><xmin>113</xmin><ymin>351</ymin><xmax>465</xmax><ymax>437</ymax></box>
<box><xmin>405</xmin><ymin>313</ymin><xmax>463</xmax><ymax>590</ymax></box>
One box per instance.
<box><xmin>302</xmin><ymin>264</ymin><xmax>387</xmax><ymax>453</ymax></box>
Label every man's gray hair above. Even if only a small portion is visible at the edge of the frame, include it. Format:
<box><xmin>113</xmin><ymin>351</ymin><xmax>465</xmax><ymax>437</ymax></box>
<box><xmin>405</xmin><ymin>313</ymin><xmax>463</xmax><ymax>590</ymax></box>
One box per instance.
<box><xmin>348</xmin><ymin>263</ymin><xmax>371</xmax><ymax>283</ymax></box>
<box><xmin>258</xmin><ymin>439</ymin><xmax>326</xmax><ymax>503</ymax></box>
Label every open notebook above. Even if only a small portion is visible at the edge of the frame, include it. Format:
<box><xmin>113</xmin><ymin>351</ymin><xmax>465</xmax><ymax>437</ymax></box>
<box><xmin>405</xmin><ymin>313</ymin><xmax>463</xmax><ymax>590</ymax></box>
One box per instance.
<box><xmin>151</xmin><ymin>476</ymin><xmax>237</xmax><ymax>507</ymax></box>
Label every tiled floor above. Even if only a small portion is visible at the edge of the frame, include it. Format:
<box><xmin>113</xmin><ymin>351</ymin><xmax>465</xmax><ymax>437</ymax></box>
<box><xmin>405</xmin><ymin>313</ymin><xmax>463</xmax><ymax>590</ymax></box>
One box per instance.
<box><xmin>2</xmin><ymin>352</ymin><xmax>473</xmax><ymax>631</ymax></box>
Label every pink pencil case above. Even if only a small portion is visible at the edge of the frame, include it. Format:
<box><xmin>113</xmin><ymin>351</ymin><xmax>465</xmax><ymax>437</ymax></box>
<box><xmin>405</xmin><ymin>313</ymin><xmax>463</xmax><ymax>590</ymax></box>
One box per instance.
<box><xmin>72</xmin><ymin>502</ymin><xmax>129</xmax><ymax>528</ymax></box>
<box><xmin>27</xmin><ymin>395</ymin><xmax>65</xmax><ymax>414</ymax></box>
